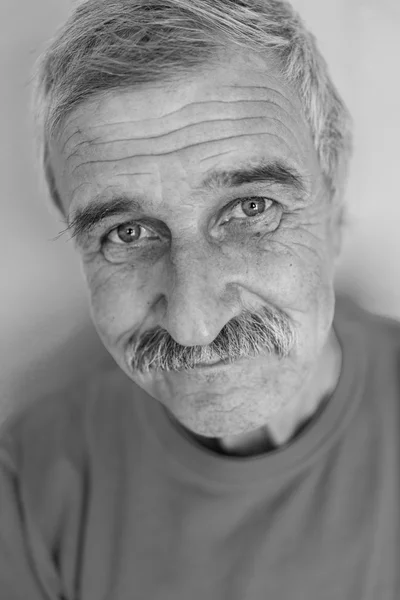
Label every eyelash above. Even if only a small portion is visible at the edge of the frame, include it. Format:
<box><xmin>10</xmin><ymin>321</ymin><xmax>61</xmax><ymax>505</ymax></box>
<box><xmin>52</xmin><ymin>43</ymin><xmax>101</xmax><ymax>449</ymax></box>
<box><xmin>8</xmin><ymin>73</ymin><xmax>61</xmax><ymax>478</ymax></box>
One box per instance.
<box><xmin>223</xmin><ymin>196</ymin><xmax>274</xmax><ymax>229</ymax></box>
<box><xmin>102</xmin><ymin>196</ymin><xmax>276</xmax><ymax>247</ymax></box>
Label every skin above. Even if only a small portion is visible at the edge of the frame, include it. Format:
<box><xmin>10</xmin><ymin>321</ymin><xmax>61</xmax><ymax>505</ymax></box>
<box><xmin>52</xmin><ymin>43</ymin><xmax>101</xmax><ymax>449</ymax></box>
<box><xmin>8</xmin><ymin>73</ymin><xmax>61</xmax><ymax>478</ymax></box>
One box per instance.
<box><xmin>50</xmin><ymin>49</ymin><xmax>343</xmax><ymax>456</ymax></box>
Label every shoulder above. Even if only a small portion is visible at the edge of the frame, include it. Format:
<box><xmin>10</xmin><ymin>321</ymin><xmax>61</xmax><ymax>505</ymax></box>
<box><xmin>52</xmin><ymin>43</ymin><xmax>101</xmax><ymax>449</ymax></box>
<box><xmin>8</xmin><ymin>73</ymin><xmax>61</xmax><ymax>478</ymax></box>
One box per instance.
<box><xmin>335</xmin><ymin>293</ymin><xmax>400</xmax><ymax>371</ymax></box>
<box><xmin>0</xmin><ymin>363</ymin><xmax>143</xmax><ymax>557</ymax></box>
<box><xmin>0</xmin><ymin>362</ymin><xmax>138</xmax><ymax>475</ymax></box>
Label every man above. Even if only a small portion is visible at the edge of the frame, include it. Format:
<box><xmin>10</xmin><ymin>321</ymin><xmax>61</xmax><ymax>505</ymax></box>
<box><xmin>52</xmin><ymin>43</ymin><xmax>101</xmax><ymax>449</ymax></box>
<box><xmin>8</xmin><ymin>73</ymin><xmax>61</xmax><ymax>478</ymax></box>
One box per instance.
<box><xmin>1</xmin><ymin>0</ymin><xmax>399</xmax><ymax>598</ymax></box>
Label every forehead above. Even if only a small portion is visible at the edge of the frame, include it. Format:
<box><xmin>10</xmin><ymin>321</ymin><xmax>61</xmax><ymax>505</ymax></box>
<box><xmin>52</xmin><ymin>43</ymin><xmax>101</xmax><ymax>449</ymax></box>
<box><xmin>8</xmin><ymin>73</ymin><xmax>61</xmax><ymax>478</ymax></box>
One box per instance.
<box><xmin>51</xmin><ymin>50</ymin><xmax>319</xmax><ymax>213</ymax></box>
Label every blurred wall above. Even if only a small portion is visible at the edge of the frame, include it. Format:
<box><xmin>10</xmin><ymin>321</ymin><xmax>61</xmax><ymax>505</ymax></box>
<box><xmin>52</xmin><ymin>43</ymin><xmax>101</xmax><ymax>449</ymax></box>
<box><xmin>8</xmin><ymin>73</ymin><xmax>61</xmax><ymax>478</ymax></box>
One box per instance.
<box><xmin>1</xmin><ymin>0</ymin><xmax>399</xmax><ymax>418</ymax></box>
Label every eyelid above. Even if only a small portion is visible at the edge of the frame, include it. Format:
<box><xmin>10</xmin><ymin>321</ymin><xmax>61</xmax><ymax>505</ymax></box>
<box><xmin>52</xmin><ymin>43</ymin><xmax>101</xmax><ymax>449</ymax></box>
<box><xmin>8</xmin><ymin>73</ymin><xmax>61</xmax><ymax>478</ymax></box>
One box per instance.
<box><xmin>221</xmin><ymin>196</ymin><xmax>274</xmax><ymax>222</ymax></box>
<box><xmin>106</xmin><ymin>222</ymin><xmax>148</xmax><ymax>245</ymax></box>
<box><xmin>102</xmin><ymin>220</ymin><xmax>157</xmax><ymax>246</ymax></box>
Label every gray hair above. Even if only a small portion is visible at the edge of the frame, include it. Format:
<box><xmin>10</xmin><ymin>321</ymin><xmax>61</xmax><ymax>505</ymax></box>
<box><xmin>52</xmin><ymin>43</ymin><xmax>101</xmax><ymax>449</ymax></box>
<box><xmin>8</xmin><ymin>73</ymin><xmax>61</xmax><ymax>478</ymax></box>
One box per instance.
<box><xmin>30</xmin><ymin>0</ymin><xmax>353</xmax><ymax>215</ymax></box>
<box><xmin>129</xmin><ymin>304</ymin><xmax>297</xmax><ymax>373</ymax></box>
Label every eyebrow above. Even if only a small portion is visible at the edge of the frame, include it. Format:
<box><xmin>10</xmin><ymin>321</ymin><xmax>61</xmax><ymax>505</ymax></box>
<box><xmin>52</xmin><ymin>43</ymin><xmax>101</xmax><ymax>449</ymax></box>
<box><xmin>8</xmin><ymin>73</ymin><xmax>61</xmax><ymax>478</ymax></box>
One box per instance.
<box><xmin>202</xmin><ymin>160</ymin><xmax>306</xmax><ymax>193</ymax></box>
<box><xmin>66</xmin><ymin>159</ymin><xmax>307</xmax><ymax>243</ymax></box>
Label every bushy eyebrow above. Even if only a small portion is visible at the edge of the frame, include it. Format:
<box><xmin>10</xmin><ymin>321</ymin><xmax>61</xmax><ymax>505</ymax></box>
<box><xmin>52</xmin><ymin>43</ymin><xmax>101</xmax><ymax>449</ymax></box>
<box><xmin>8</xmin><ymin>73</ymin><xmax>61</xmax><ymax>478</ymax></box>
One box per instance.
<box><xmin>66</xmin><ymin>158</ymin><xmax>307</xmax><ymax>243</ymax></box>
<box><xmin>201</xmin><ymin>159</ymin><xmax>306</xmax><ymax>193</ymax></box>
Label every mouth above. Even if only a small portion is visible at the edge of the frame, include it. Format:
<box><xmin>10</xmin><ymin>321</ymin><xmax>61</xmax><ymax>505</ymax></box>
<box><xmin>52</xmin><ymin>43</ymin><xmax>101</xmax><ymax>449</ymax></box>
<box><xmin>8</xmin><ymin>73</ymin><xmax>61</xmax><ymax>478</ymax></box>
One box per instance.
<box><xmin>131</xmin><ymin>355</ymin><xmax>257</xmax><ymax>374</ymax></box>
<box><xmin>193</xmin><ymin>357</ymin><xmax>240</xmax><ymax>370</ymax></box>
<box><xmin>194</xmin><ymin>359</ymin><xmax>224</xmax><ymax>369</ymax></box>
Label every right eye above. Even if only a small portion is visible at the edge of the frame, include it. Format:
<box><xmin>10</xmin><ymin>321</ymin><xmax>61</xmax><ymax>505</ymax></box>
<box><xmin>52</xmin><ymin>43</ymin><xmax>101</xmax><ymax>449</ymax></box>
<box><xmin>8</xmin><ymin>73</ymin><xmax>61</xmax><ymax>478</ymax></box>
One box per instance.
<box><xmin>106</xmin><ymin>222</ymin><xmax>157</xmax><ymax>245</ymax></box>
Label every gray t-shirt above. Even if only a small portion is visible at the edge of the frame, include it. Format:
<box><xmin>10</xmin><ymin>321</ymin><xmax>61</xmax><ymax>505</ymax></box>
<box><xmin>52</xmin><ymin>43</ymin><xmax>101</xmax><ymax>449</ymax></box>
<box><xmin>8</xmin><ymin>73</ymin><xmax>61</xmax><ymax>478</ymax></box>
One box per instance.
<box><xmin>0</xmin><ymin>297</ymin><xmax>399</xmax><ymax>599</ymax></box>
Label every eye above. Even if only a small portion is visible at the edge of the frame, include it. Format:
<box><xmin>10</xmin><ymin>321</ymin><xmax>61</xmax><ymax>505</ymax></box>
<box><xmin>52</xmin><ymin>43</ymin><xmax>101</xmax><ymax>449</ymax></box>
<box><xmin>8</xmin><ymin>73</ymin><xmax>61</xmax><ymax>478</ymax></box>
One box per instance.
<box><xmin>106</xmin><ymin>222</ymin><xmax>156</xmax><ymax>245</ymax></box>
<box><xmin>221</xmin><ymin>197</ymin><xmax>274</xmax><ymax>225</ymax></box>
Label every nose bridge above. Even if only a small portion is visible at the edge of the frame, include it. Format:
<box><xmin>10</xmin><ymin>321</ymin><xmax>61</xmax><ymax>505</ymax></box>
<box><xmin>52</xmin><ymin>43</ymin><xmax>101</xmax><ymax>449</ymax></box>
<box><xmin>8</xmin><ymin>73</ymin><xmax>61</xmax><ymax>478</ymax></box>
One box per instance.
<box><xmin>161</xmin><ymin>238</ymin><xmax>238</xmax><ymax>346</ymax></box>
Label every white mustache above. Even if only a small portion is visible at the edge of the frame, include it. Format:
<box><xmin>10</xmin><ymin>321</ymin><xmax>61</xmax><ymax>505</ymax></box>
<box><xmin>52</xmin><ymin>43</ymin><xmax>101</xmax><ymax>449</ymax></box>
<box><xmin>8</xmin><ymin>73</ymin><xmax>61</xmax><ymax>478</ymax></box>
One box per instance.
<box><xmin>128</xmin><ymin>306</ymin><xmax>297</xmax><ymax>374</ymax></box>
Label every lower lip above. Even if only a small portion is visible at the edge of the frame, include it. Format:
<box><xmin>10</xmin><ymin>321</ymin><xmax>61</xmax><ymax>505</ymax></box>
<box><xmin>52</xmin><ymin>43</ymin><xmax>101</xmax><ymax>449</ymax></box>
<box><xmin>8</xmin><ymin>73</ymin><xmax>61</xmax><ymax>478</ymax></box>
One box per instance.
<box><xmin>194</xmin><ymin>358</ymin><xmax>241</xmax><ymax>370</ymax></box>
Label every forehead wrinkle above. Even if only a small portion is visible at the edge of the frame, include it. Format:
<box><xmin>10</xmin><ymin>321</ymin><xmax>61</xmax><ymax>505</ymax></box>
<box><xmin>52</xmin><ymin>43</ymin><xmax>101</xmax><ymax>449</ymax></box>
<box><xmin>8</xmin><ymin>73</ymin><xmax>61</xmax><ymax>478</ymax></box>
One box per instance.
<box><xmin>139</xmin><ymin>97</ymin><xmax>290</xmax><ymax>120</ymax></box>
<box><xmin>67</xmin><ymin>117</ymin><xmax>300</xmax><ymax>161</ymax></box>
<box><xmin>65</xmin><ymin>96</ymin><xmax>293</xmax><ymax>136</ymax></box>
<box><xmin>64</xmin><ymin>109</ymin><xmax>283</xmax><ymax>162</ymax></box>
<box><xmin>61</xmin><ymin>132</ymin><xmax>106</xmax><ymax>158</ymax></box>
<box><xmin>221</xmin><ymin>83</ymin><xmax>299</xmax><ymax>110</ymax></box>
<box><xmin>66</xmin><ymin>113</ymin><xmax>304</xmax><ymax>169</ymax></box>
<box><xmin>199</xmin><ymin>149</ymin><xmax>233</xmax><ymax>164</ymax></box>
<box><xmin>70</xmin><ymin>170</ymin><xmax>154</xmax><ymax>205</ymax></box>
<box><xmin>60</xmin><ymin>128</ymin><xmax>84</xmax><ymax>156</ymax></box>
<box><xmin>59</xmin><ymin>83</ymin><xmax>302</xmax><ymax>156</ymax></box>
<box><xmin>68</xmin><ymin>130</ymin><xmax>298</xmax><ymax>178</ymax></box>
<box><xmin>58</xmin><ymin>108</ymin><xmax>97</xmax><ymax>154</ymax></box>
<box><xmin>65</xmin><ymin>100</ymin><xmax>284</xmax><ymax>139</ymax></box>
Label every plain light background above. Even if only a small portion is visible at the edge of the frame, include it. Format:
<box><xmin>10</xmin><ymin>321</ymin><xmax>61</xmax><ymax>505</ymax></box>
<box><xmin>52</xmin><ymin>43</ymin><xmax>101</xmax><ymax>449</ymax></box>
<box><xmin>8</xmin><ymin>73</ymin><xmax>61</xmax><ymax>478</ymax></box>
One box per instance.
<box><xmin>1</xmin><ymin>0</ymin><xmax>399</xmax><ymax>418</ymax></box>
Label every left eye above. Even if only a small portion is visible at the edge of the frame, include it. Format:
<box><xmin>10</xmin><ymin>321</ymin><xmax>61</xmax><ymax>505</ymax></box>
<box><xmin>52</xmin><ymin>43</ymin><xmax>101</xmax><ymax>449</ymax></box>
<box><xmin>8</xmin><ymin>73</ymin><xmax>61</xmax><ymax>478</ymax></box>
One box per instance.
<box><xmin>106</xmin><ymin>222</ymin><xmax>155</xmax><ymax>245</ymax></box>
<box><xmin>223</xmin><ymin>197</ymin><xmax>273</xmax><ymax>223</ymax></box>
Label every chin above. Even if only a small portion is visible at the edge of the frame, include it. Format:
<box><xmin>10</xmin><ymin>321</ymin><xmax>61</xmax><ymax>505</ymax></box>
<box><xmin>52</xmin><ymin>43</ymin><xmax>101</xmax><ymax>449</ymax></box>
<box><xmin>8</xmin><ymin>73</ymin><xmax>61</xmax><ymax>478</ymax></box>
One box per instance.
<box><xmin>129</xmin><ymin>355</ymin><xmax>307</xmax><ymax>439</ymax></box>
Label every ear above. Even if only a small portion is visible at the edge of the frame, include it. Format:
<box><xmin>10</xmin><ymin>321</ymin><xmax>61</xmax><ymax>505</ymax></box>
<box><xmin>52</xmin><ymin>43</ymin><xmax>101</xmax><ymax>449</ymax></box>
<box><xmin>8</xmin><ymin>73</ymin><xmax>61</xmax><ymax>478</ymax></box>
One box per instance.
<box><xmin>328</xmin><ymin>200</ymin><xmax>345</xmax><ymax>262</ymax></box>
<box><xmin>328</xmin><ymin>149</ymin><xmax>350</xmax><ymax>260</ymax></box>
<box><xmin>333</xmin><ymin>207</ymin><xmax>343</xmax><ymax>259</ymax></box>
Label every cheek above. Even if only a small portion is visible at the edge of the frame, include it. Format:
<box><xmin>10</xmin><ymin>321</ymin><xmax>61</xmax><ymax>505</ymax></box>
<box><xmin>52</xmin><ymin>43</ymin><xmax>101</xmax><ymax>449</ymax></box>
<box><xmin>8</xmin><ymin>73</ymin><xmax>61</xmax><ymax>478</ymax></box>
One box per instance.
<box><xmin>251</xmin><ymin>245</ymin><xmax>325</xmax><ymax>312</ymax></box>
<box><xmin>82</xmin><ymin>262</ymin><xmax>151</xmax><ymax>345</ymax></box>
<box><xmin>251</xmin><ymin>241</ymin><xmax>335</xmax><ymax>352</ymax></box>
<box><xmin>284</xmin><ymin>259</ymin><xmax>335</xmax><ymax>353</ymax></box>
<box><xmin>282</xmin><ymin>256</ymin><xmax>335</xmax><ymax>336</ymax></box>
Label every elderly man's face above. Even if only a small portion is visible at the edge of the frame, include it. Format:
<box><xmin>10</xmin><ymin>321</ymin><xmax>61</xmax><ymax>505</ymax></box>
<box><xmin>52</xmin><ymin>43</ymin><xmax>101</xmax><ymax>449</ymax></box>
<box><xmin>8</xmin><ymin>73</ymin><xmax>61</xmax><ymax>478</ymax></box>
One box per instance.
<box><xmin>51</xmin><ymin>50</ymin><xmax>341</xmax><ymax>438</ymax></box>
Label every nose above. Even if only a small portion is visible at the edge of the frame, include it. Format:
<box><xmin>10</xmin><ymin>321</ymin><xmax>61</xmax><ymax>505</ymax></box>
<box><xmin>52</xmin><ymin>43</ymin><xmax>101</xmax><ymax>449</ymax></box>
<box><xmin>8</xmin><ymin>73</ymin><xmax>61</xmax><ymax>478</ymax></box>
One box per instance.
<box><xmin>157</xmin><ymin>242</ymin><xmax>240</xmax><ymax>347</ymax></box>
